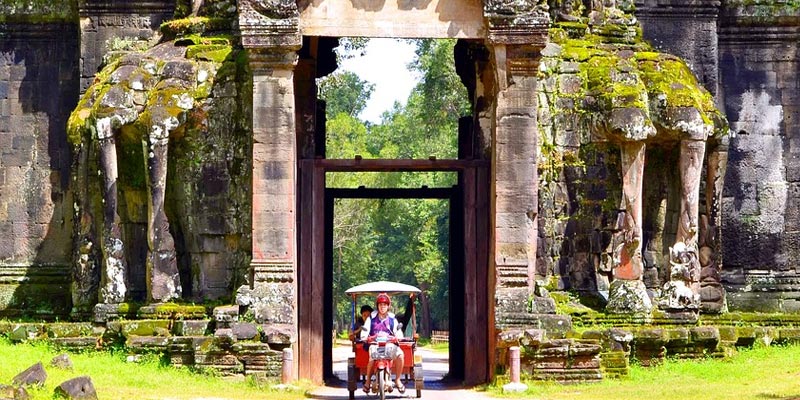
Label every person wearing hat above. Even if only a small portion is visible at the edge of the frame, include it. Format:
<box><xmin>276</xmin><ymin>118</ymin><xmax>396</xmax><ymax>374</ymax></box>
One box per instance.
<box><xmin>360</xmin><ymin>292</ymin><xmax>405</xmax><ymax>394</ymax></box>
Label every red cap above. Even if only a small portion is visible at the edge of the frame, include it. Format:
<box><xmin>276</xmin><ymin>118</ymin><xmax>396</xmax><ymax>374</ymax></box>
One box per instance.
<box><xmin>376</xmin><ymin>293</ymin><xmax>390</xmax><ymax>305</ymax></box>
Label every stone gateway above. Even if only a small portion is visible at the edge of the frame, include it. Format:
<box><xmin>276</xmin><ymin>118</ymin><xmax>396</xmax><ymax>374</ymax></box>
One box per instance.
<box><xmin>0</xmin><ymin>0</ymin><xmax>799</xmax><ymax>384</ymax></box>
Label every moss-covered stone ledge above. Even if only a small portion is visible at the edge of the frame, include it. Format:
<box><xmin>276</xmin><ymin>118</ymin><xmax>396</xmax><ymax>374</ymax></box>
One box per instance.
<box><xmin>0</xmin><ymin>317</ymin><xmax>288</xmax><ymax>379</ymax></box>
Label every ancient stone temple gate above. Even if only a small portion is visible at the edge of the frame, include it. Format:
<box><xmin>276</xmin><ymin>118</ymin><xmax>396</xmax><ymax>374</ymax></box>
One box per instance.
<box><xmin>235</xmin><ymin>0</ymin><xmax>551</xmax><ymax>383</ymax></box>
<box><xmin>4</xmin><ymin>0</ymin><xmax>800</xmax><ymax>388</ymax></box>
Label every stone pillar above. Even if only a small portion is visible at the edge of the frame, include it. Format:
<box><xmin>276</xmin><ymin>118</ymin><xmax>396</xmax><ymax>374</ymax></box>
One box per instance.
<box><xmin>145</xmin><ymin>123</ymin><xmax>181</xmax><ymax>303</ymax></box>
<box><xmin>699</xmin><ymin>139</ymin><xmax>728</xmax><ymax>313</ymax></box>
<box><xmin>677</xmin><ymin>140</ymin><xmax>706</xmax><ymax>249</ymax></box>
<box><xmin>96</xmin><ymin>123</ymin><xmax>127</xmax><ymax>304</ymax></box>
<box><xmin>484</xmin><ymin>0</ymin><xmax>550</xmax><ymax>320</ymax></box>
<box><xmin>235</xmin><ymin>0</ymin><xmax>300</xmax><ymax>340</ymax></box>
<box><xmin>607</xmin><ymin>142</ymin><xmax>652</xmax><ymax>314</ymax></box>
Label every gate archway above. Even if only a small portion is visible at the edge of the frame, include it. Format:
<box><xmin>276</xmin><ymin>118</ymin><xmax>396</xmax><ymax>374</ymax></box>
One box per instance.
<box><xmin>238</xmin><ymin>0</ymin><xmax>548</xmax><ymax>384</ymax></box>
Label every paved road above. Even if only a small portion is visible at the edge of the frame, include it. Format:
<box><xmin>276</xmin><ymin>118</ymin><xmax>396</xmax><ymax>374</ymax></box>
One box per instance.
<box><xmin>307</xmin><ymin>343</ymin><xmax>495</xmax><ymax>400</ymax></box>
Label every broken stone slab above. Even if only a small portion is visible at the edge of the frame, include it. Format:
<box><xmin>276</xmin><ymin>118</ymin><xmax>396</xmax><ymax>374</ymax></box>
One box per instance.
<box><xmin>45</xmin><ymin>323</ymin><xmax>93</xmax><ymax>339</ymax></box>
<box><xmin>9</xmin><ymin>324</ymin><xmax>44</xmax><ymax>343</ymax></box>
<box><xmin>520</xmin><ymin>329</ymin><xmax>546</xmax><ymax>348</ymax></box>
<box><xmin>51</xmin><ymin>337</ymin><xmax>100</xmax><ymax>352</ymax></box>
<box><xmin>125</xmin><ymin>336</ymin><xmax>170</xmax><ymax>353</ymax></box>
<box><xmin>92</xmin><ymin>303</ymin><xmax>138</xmax><ymax>323</ymax></box>
<box><xmin>54</xmin><ymin>376</ymin><xmax>97</xmax><ymax>400</ymax></box>
<box><xmin>213</xmin><ymin>305</ymin><xmax>240</xmax><ymax>329</ymax></box>
<box><xmin>120</xmin><ymin>320</ymin><xmax>171</xmax><ymax>337</ymax></box>
<box><xmin>0</xmin><ymin>384</ymin><xmax>28</xmax><ymax>400</ymax></box>
<box><xmin>137</xmin><ymin>303</ymin><xmax>207</xmax><ymax>320</ymax></box>
<box><xmin>496</xmin><ymin>330</ymin><xmax>524</xmax><ymax>348</ymax></box>
<box><xmin>232</xmin><ymin>322</ymin><xmax>259</xmax><ymax>340</ymax></box>
<box><xmin>172</xmin><ymin>320</ymin><xmax>211</xmax><ymax>336</ymax></box>
<box><xmin>259</xmin><ymin>324</ymin><xmax>295</xmax><ymax>345</ymax></box>
<box><xmin>12</xmin><ymin>362</ymin><xmax>46</xmax><ymax>387</ymax></box>
<box><xmin>606</xmin><ymin>279</ymin><xmax>653</xmax><ymax>315</ymax></box>
<box><xmin>214</xmin><ymin>328</ymin><xmax>237</xmax><ymax>349</ymax></box>
<box><xmin>690</xmin><ymin>327</ymin><xmax>720</xmax><ymax>346</ymax></box>
<box><xmin>50</xmin><ymin>354</ymin><xmax>74</xmax><ymax>370</ymax></box>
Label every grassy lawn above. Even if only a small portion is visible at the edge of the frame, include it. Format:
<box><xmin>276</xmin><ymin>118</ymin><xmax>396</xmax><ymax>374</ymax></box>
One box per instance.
<box><xmin>483</xmin><ymin>344</ymin><xmax>800</xmax><ymax>400</ymax></box>
<box><xmin>0</xmin><ymin>338</ymin><xmax>307</xmax><ymax>400</ymax></box>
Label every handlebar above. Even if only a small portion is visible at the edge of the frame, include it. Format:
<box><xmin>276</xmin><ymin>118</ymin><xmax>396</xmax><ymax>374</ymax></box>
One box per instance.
<box><xmin>362</xmin><ymin>336</ymin><xmax>415</xmax><ymax>345</ymax></box>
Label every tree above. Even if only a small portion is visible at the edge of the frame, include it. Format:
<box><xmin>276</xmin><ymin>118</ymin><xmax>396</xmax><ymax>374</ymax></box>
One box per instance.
<box><xmin>318</xmin><ymin>71</ymin><xmax>375</xmax><ymax>120</ymax></box>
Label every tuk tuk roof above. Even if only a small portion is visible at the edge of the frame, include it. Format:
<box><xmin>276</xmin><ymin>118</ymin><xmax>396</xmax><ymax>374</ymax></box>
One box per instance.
<box><xmin>345</xmin><ymin>281</ymin><xmax>421</xmax><ymax>295</ymax></box>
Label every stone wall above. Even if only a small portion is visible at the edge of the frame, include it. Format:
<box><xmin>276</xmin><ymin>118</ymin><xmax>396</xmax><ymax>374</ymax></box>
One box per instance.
<box><xmin>715</xmin><ymin>2</ymin><xmax>800</xmax><ymax>312</ymax></box>
<box><xmin>0</xmin><ymin>1</ymin><xmax>79</xmax><ymax>317</ymax></box>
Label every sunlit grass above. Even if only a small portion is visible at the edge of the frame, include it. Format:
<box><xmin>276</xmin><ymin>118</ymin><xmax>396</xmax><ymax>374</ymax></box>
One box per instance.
<box><xmin>482</xmin><ymin>344</ymin><xmax>800</xmax><ymax>399</ymax></box>
<box><xmin>0</xmin><ymin>338</ymin><xmax>307</xmax><ymax>400</ymax></box>
<box><xmin>419</xmin><ymin>341</ymin><xmax>449</xmax><ymax>354</ymax></box>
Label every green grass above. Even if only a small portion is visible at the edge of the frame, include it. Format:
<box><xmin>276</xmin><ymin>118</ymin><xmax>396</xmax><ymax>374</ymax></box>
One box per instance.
<box><xmin>483</xmin><ymin>344</ymin><xmax>800</xmax><ymax>399</ymax></box>
<box><xmin>0</xmin><ymin>338</ymin><xmax>307</xmax><ymax>399</ymax></box>
<box><xmin>420</xmin><ymin>341</ymin><xmax>449</xmax><ymax>354</ymax></box>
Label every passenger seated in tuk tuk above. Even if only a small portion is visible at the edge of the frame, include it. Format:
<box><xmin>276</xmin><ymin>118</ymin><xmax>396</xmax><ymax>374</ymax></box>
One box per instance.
<box><xmin>360</xmin><ymin>292</ymin><xmax>405</xmax><ymax>394</ymax></box>
<box><xmin>349</xmin><ymin>304</ymin><xmax>373</xmax><ymax>341</ymax></box>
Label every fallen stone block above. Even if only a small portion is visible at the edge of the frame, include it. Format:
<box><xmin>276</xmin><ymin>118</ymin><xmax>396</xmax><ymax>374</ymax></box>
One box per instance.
<box><xmin>54</xmin><ymin>376</ymin><xmax>97</xmax><ymax>400</ymax></box>
<box><xmin>50</xmin><ymin>354</ymin><xmax>74</xmax><ymax>370</ymax></box>
<box><xmin>12</xmin><ymin>362</ymin><xmax>46</xmax><ymax>387</ymax></box>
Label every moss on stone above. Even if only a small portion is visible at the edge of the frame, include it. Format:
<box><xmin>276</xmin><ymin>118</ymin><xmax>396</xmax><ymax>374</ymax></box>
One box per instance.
<box><xmin>46</xmin><ymin>322</ymin><xmax>93</xmax><ymax>338</ymax></box>
<box><xmin>160</xmin><ymin>16</ymin><xmax>232</xmax><ymax>40</ymax></box>
<box><xmin>187</xmin><ymin>44</ymin><xmax>233</xmax><ymax>63</ymax></box>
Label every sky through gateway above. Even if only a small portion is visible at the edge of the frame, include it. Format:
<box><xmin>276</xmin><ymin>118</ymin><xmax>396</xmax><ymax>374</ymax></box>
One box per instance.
<box><xmin>338</xmin><ymin>38</ymin><xmax>418</xmax><ymax>124</ymax></box>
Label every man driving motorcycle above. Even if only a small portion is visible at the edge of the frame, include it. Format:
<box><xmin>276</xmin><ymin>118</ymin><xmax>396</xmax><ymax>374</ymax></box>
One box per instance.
<box><xmin>360</xmin><ymin>292</ymin><xmax>405</xmax><ymax>394</ymax></box>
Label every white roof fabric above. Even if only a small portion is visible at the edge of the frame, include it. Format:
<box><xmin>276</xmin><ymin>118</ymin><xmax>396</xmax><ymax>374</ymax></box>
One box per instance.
<box><xmin>345</xmin><ymin>280</ymin><xmax>421</xmax><ymax>295</ymax></box>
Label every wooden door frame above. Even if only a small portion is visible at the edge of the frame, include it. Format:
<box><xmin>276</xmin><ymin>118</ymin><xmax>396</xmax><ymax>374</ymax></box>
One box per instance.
<box><xmin>297</xmin><ymin>158</ymin><xmax>490</xmax><ymax>384</ymax></box>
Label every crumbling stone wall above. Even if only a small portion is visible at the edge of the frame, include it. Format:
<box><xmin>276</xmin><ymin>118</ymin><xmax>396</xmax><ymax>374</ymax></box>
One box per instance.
<box><xmin>0</xmin><ymin>2</ymin><xmax>79</xmax><ymax>317</ymax></box>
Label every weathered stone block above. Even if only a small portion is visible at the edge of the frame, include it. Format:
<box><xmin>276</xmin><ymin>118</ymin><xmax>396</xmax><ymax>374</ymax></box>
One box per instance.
<box><xmin>690</xmin><ymin>327</ymin><xmax>720</xmax><ymax>346</ymax></box>
<box><xmin>717</xmin><ymin>326</ymin><xmax>738</xmax><ymax>344</ymax></box>
<box><xmin>54</xmin><ymin>376</ymin><xmax>97</xmax><ymax>400</ymax></box>
<box><xmin>120</xmin><ymin>320</ymin><xmax>171</xmax><ymax>337</ymax></box>
<box><xmin>50</xmin><ymin>354</ymin><xmax>73</xmax><ymax>370</ymax></box>
<box><xmin>777</xmin><ymin>328</ymin><xmax>800</xmax><ymax>344</ymax></box>
<box><xmin>9</xmin><ymin>324</ymin><xmax>44</xmax><ymax>342</ymax></box>
<box><xmin>260</xmin><ymin>324</ymin><xmax>295</xmax><ymax>345</ymax></box>
<box><xmin>45</xmin><ymin>323</ymin><xmax>93</xmax><ymax>338</ymax></box>
<box><xmin>0</xmin><ymin>384</ymin><xmax>28</xmax><ymax>400</ymax></box>
<box><xmin>633</xmin><ymin>328</ymin><xmax>669</xmax><ymax>348</ymax></box>
<box><xmin>126</xmin><ymin>335</ymin><xmax>170</xmax><ymax>353</ymax></box>
<box><xmin>213</xmin><ymin>305</ymin><xmax>239</xmax><ymax>329</ymax></box>
<box><xmin>12</xmin><ymin>362</ymin><xmax>46</xmax><ymax>387</ymax></box>
<box><xmin>232</xmin><ymin>322</ymin><xmax>259</xmax><ymax>340</ymax></box>
<box><xmin>172</xmin><ymin>320</ymin><xmax>210</xmax><ymax>336</ymax></box>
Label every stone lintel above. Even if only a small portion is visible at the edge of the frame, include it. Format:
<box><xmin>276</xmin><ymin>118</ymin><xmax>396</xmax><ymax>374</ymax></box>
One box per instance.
<box><xmin>635</xmin><ymin>0</ymin><xmax>720</xmax><ymax>18</ymax></box>
<box><xmin>78</xmin><ymin>1</ymin><xmax>174</xmax><ymax>15</ymax></box>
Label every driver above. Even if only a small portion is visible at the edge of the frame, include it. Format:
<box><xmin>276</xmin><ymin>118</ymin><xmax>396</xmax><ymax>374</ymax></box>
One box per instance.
<box><xmin>360</xmin><ymin>292</ymin><xmax>405</xmax><ymax>394</ymax></box>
